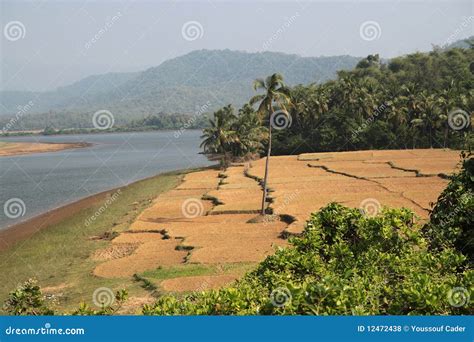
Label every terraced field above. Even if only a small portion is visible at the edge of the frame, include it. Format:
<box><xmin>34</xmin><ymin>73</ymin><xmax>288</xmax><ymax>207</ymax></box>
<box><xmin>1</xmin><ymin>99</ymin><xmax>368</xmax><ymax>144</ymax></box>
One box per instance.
<box><xmin>93</xmin><ymin>149</ymin><xmax>460</xmax><ymax>305</ymax></box>
<box><xmin>92</xmin><ymin>167</ymin><xmax>286</xmax><ymax>294</ymax></box>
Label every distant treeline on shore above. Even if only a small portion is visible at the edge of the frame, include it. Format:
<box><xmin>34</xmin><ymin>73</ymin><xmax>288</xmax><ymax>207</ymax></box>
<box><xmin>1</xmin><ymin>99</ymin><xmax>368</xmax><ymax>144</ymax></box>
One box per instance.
<box><xmin>0</xmin><ymin>112</ymin><xmax>210</xmax><ymax>137</ymax></box>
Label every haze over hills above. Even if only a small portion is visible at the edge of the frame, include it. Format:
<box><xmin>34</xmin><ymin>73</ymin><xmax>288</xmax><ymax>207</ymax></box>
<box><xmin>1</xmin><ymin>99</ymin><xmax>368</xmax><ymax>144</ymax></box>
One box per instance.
<box><xmin>0</xmin><ymin>50</ymin><xmax>361</xmax><ymax>128</ymax></box>
<box><xmin>442</xmin><ymin>35</ymin><xmax>473</xmax><ymax>50</ymax></box>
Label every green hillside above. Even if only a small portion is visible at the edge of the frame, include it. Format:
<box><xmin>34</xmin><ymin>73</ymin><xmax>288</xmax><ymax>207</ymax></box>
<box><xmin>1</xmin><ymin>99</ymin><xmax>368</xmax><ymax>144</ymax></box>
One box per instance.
<box><xmin>0</xmin><ymin>50</ymin><xmax>361</xmax><ymax>130</ymax></box>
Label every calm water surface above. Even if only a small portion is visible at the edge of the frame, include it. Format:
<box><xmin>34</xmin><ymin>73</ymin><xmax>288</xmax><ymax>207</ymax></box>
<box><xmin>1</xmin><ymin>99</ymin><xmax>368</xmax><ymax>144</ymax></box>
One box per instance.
<box><xmin>0</xmin><ymin>130</ymin><xmax>213</xmax><ymax>229</ymax></box>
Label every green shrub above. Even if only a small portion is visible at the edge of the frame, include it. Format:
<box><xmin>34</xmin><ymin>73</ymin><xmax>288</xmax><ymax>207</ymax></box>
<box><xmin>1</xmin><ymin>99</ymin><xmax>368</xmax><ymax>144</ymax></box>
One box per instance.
<box><xmin>3</xmin><ymin>278</ymin><xmax>54</xmax><ymax>315</ymax></box>
<box><xmin>423</xmin><ymin>151</ymin><xmax>473</xmax><ymax>260</ymax></box>
<box><xmin>71</xmin><ymin>289</ymin><xmax>128</xmax><ymax>315</ymax></box>
<box><xmin>3</xmin><ymin>278</ymin><xmax>128</xmax><ymax>316</ymax></box>
<box><xmin>144</xmin><ymin>203</ymin><xmax>472</xmax><ymax>315</ymax></box>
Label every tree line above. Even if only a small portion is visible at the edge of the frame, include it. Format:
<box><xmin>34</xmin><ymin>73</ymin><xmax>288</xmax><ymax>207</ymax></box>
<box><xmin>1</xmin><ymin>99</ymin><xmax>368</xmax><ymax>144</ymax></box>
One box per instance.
<box><xmin>200</xmin><ymin>47</ymin><xmax>473</xmax><ymax>162</ymax></box>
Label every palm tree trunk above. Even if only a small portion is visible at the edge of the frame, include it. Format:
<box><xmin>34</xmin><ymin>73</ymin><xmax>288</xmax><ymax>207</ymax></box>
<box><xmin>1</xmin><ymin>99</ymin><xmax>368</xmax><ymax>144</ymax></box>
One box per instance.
<box><xmin>444</xmin><ymin>126</ymin><xmax>448</xmax><ymax>148</ymax></box>
<box><xmin>261</xmin><ymin>122</ymin><xmax>272</xmax><ymax>215</ymax></box>
<box><xmin>429</xmin><ymin>124</ymin><xmax>433</xmax><ymax>148</ymax></box>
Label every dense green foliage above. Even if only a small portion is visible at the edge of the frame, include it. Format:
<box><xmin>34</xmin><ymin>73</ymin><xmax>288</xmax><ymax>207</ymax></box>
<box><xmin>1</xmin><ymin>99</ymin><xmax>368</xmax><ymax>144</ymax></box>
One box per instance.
<box><xmin>131</xmin><ymin>112</ymin><xmax>209</xmax><ymax>130</ymax></box>
<box><xmin>200</xmin><ymin>104</ymin><xmax>267</xmax><ymax>165</ymax></box>
<box><xmin>3</xmin><ymin>279</ymin><xmax>128</xmax><ymax>315</ymax></box>
<box><xmin>3</xmin><ymin>279</ymin><xmax>54</xmax><ymax>315</ymax></box>
<box><xmin>423</xmin><ymin>151</ymin><xmax>474</xmax><ymax>260</ymax></box>
<box><xmin>0</xmin><ymin>50</ymin><xmax>360</xmax><ymax>130</ymax></box>
<box><xmin>202</xmin><ymin>47</ymin><xmax>472</xmax><ymax>159</ymax></box>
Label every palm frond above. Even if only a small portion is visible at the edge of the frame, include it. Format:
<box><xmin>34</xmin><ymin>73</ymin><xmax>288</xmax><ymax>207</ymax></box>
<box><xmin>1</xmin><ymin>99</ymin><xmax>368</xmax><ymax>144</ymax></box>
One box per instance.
<box><xmin>249</xmin><ymin>94</ymin><xmax>265</xmax><ymax>106</ymax></box>
<box><xmin>253</xmin><ymin>79</ymin><xmax>266</xmax><ymax>91</ymax></box>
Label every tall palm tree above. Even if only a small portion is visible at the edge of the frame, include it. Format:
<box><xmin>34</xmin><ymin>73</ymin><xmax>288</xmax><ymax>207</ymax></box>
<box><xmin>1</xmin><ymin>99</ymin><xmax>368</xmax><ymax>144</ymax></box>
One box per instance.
<box><xmin>200</xmin><ymin>105</ymin><xmax>237</xmax><ymax>167</ymax></box>
<box><xmin>250</xmin><ymin>73</ymin><xmax>291</xmax><ymax>215</ymax></box>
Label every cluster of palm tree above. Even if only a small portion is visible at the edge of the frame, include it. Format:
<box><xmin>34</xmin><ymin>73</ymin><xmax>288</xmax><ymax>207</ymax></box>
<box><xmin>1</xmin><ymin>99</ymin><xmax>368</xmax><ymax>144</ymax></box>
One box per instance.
<box><xmin>200</xmin><ymin>47</ymin><xmax>473</xmax><ymax>215</ymax></box>
<box><xmin>270</xmin><ymin>48</ymin><xmax>472</xmax><ymax>154</ymax></box>
<box><xmin>200</xmin><ymin>104</ymin><xmax>267</xmax><ymax>165</ymax></box>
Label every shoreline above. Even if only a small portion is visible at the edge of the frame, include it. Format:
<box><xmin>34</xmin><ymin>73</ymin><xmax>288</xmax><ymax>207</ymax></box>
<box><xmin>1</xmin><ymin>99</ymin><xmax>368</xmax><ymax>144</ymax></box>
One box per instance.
<box><xmin>0</xmin><ymin>166</ymin><xmax>215</xmax><ymax>252</ymax></box>
<box><xmin>0</xmin><ymin>141</ymin><xmax>92</xmax><ymax>157</ymax></box>
<box><xmin>0</xmin><ymin>190</ymin><xmax>107</xmax><ymax>252</ymax></box>
<box><xmin>0</xmin><ymin>127</ymin><xmax>205</xmax><ymax>138</ymax></box>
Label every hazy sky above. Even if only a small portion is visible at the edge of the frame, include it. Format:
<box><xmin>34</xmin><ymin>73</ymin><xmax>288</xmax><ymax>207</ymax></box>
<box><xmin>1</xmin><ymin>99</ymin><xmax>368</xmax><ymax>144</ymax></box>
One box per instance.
<box><xmin>1</xmin><ymin>0</ymin><xmax>472</xmax><ymax>91</ymax></box>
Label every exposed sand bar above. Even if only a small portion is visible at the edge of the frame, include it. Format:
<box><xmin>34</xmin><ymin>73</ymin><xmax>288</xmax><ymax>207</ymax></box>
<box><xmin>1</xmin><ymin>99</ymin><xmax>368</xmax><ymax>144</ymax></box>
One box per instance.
<box><xmin>0</xmin><ymin>141</ymin><xmax>90</xmax><ymax>157</ymax></box>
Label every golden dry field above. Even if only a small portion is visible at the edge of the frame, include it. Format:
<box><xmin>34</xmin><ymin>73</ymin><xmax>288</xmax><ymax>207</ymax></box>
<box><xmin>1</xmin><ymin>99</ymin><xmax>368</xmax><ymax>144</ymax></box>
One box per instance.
<box><xmin>92</xmin><ymin>149</ymin><xmax>461</xmax><ymax>299</ymax></box>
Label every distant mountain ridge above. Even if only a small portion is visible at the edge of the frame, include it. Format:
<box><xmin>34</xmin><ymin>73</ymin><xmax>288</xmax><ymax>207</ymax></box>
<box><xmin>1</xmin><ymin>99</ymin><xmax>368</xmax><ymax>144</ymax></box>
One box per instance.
<box><xmin>442</xmin><ymin>35</ymin><xmax>473</xmax><ymax>50</ymax></box>
<box><xmin>0</xmin><ymin>50</ymin><xmax>361</xmax><ymax>125</ymax></box>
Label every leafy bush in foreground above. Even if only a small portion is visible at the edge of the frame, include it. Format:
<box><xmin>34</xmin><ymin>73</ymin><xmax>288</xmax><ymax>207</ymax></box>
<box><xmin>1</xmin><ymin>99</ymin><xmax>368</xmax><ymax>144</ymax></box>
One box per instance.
<box><xmin>143</xmin><ymin>203</ymin><xmax>472</xmax><ymax>315</ymax></box>
<box><xmin>3</xmin><ymin>279</ymin><xmax>54</xmax><ymax>315</ymax></box>
<box><xmin>3</xmin><ymin>279</ymin><xmax>128</xmax><ymax>316</ymax></box>
<box><xmin>423</xmin><ymin>151</ymin><xmax>474</xmax><ymax>260</ymax></box>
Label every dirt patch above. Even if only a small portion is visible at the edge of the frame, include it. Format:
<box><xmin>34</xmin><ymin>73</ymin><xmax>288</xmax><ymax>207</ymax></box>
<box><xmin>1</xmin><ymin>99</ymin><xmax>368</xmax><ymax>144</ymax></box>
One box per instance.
<box><xmin>160</xmin><ymin>274</ymin><xmax>238</xmax><ymax>292</ymax></box>
<box><xmin>93</xmin><ymin>239</ymin><xmax>188</xmax><ymax>278</ymax></box>
<box><xmin>117</xmin><ymin>295</ymin><xmax>156</xmax><ymax>314</ymax></box>
<box><xmin>42</xmin><ymin>283</ymin><xmax>69</xmax><ymax>294</ymax></box>
<box><xmin>137</xmin><ymin>199</ymin><xmax>213</xmax><ymax>221</ymax></box>
<box><xmin>190</xmin><ymin>242</ymin><xmax>288</xmax><ymax>264</ymax></box>
<box><xmin>91</xmin><ymin>243</ymin><xmax>139</xmax><ymax>261</ymax></box>
<box><xmin>208</xmin><ymin>189</ymin><xmax>262</xmax><ymax>213</ymax></box>
<box><xmin>112</xmin><ymin>233</ymin><xmax>166</xmax><ymax>244</ymax></box>
<box><xmin>175</xmin><ymin>169</ymin><xmax>220</xmax><ymax>190</ymax></box>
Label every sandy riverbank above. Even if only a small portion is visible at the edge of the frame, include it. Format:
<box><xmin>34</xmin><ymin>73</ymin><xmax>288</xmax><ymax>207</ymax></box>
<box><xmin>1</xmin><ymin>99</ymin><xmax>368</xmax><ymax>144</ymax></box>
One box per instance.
<box><xmin>0</xmin><ymin>167</ymin><xmax>206</xmax><ymax>252</ymax></box>
<box><xmin>0</xmin><ymin>189</ymin><xmax>109</xmax><ymax>251</ymax></box>
<box><xmin>0</xmin><ymin>141</ymin><xmax>90</xmax><ymax>156</ymax></box>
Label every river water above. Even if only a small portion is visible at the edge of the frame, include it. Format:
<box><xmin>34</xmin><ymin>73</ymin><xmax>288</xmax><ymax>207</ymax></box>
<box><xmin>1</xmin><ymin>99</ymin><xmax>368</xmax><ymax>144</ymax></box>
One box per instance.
<box><xmin>0</xmin><ymin>130</ymin><xmax>213</xmax><ymax>229</ymax></box>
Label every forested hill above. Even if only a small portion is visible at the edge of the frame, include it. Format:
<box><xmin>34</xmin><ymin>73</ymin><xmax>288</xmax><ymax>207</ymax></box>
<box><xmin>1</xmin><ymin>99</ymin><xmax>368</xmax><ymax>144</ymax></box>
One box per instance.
<box><xmin>0</xmin><ymin>50</ymin><xmax>360</xmax><ymax>128</ymax></box>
